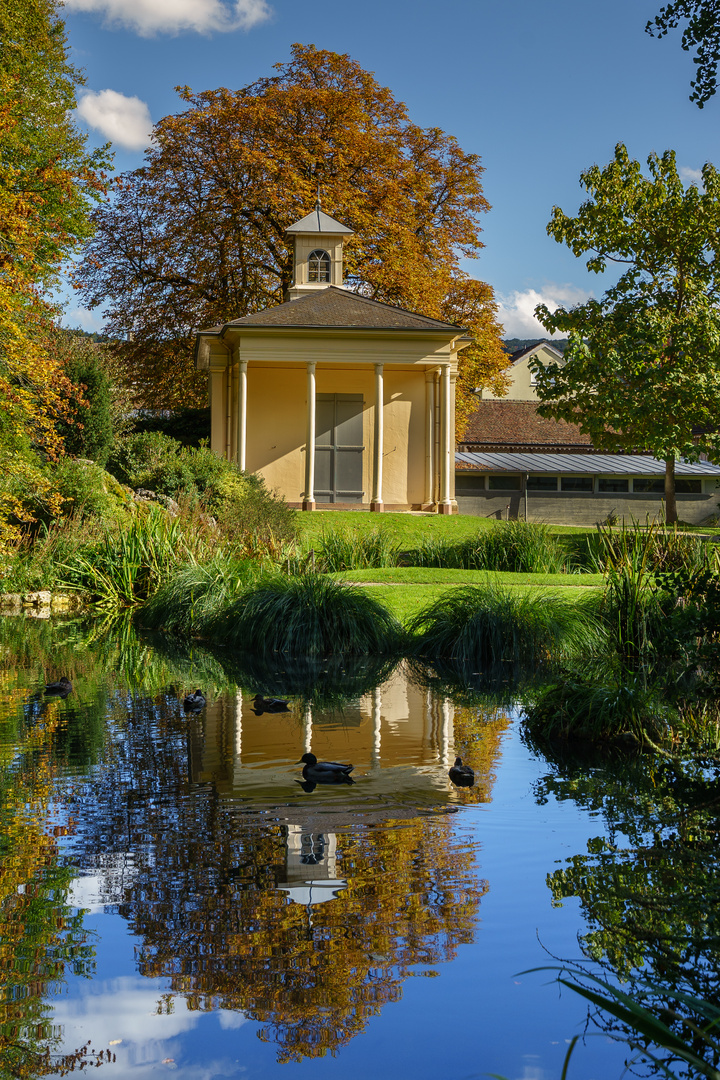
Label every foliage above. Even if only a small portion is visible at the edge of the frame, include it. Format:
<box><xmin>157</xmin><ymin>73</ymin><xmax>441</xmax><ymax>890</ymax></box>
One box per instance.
<box><xmin>522</xmin><ymin>673</ymin><xmax>672</xmax><ymax>744</ymax></box>
<box><xmin>316</xmin><ymin>526</ymin><xmax>400</xmax><ymax>571</ymax></box>
<box><xmin>57</xmin><ymin>505</ymin><xmax>213</xmax><ymax>608</ymax></box>
<box><xmin>0</xmin><ymin>0</ymin><xmax>109</xmax><ymax>548</ymax></box>
<box><xmin>52</xmin><ymin>330</ymin><xmax>114</xmax><ymax>465</ymax></box>
<box><xmin>533</xmin><ymin>144</ymin><xmax>720</xmax><ymax>523</ymax></box>
<box><xmin>646</xmin><ymin>0</ymin><xmax>720</xmax><ymax>106</ymax></box>
<box><xmin>139</xmin><ymin>555</ymin><xmax>257</xmax><ymax>636</ymax></box>
<box><xmin>409</xmin><ymin>584</ymin><xmax>602</xmax><ymax>668</ymax></box>
<box><xmin>412</xmin><ymin>520</ymin><xmax>569</xmax><ymax>573</ymax></box>
<box><xmin>132</xmin><ymin>407</ymin><xmax>210</xmax><ymax>447</ymax></box>
<box><xmin>75</xmin><ymin>43</ymin><xmax>507</xmax><ymax>417</ymax></box>
<box><xmin>205</xmin><ymin>573</ymin><xmax>403</xmax><ymax>656</ymax></box>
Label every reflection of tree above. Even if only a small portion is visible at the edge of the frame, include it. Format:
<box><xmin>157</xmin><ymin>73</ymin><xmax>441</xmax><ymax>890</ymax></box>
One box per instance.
<box><xmin>0</xmin><ymin>698</ymin><xmax>102</xmax><ymax>1077</ymax></box>
<box><xmin>535</xmin><ymin>746</ymin><xmax>720</xmax><ymax>1075</ymax></box>
<box><xmin>72</xmin><ymin>694</ymin><xmax>487</xmax><ymax>1063</ymax></box>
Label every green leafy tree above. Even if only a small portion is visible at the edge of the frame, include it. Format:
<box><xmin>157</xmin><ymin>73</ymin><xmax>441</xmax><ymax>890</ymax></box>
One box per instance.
<box><xmin>646</xmin><ymin>0</ymin><xmax>720</xmax><ymax>106</ymax></box>
<box><xmin>532</xmin><ymin>144</ymin><xmax>720</xmax><ymax>524</ymax></box>
<box><xmin>53</xmin><ymin>331</ymin><xmax>114</xmax><ymax>465</ymax></box>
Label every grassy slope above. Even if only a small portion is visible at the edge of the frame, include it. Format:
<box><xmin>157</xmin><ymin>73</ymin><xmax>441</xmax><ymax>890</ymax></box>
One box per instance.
<box><xmin>296</xmin><ymin>511</ymin><xmax>594</xmax><ymax>548</ymax></box>
<box><xmin>333</xmin><ymin>568</ymin><xmax>603</xmax><ymax>625</ymax></box>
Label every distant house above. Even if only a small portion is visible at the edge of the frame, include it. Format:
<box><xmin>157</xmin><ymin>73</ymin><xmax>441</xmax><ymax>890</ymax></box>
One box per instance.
<box><xmin>481</xmin><ymin>341</ymin><xmax>564</xmax><ymax>401</ymax></box>
<box><xmin>194</xmin><ymin>204</ymin><xmax>470</xmax><ymax>513</ymax></box>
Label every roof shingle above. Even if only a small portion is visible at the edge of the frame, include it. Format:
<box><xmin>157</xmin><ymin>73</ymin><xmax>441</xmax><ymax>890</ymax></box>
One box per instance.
<box><xmin>461</xmin><ymin>400</ymin><xmax>594</xmax><ymax>452</ymax></box>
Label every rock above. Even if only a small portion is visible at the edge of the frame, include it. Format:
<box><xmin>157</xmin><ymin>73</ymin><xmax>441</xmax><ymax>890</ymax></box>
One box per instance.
<box><xmin>23</xmin><ymin>591</ymin><xmax>52</xmax><ymax>607</ymax></box>
<box><xmin>133</xmin><ymin>488</ymin><xmax>180</xmax><ymax>516</ymax></box>
<box><xmin>0</xmin><ymin>594</ymin><xmax>22</xmax><ymax>614</ymax></box>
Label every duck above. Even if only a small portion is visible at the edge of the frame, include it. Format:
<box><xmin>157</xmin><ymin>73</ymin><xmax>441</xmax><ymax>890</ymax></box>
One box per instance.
<box><xmin>449</xmin><ymin>756</ymin><xmax>475</xmax><ymax>787</ymax></box>
<box><xmin>297</xmin><ymin>752</ymin><xmax>354</xmax><ymax>784</ymax></box>
<box><xmin>183</xmin><ymin>689</ymin><xmax>206</xmax><ymax>712</ymax></box>
<box><xmin>252</xmin><ymin>694</ymin><xmax>290</xmax><ymax>715</ymax></box>
<box><xmin>44</xmin><ymin>676</ymin><xmax>72</xmax><ymax>698</ymax></box>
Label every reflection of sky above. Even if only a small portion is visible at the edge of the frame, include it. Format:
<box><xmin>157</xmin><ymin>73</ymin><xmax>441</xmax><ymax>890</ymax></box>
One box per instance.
<box><xmin>51</xmin><ymin>976</ymin><xmax>247</xmax><ymax>1078</ymax></box>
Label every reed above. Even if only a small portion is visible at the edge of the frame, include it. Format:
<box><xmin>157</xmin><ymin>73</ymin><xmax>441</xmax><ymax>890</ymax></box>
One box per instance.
<box><xmin>409</xmin><ymin>584</ymin><xmax>603</xmax><ymax>667</ymax></box>
<box><xmin>206</xmin><ymin>573</ymin><xmax>403</xmax><ymax>656</ymax></box>
<box><xmin>413</xmin><ymin>521</ymin><xmax>568</xmax><ymax>573</ymax></box>
<box><xmin>316</xmin><ymin>527</ymin><xmax>400</xmax><ymax>571</ymax></box>
<box><xmin>138</xmin><ymin>554</ymin><xmax>257</xmax><ymax>635</ymax></box>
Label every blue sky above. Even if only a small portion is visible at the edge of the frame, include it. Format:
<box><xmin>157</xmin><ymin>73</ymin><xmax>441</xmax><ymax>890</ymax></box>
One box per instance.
<box><xmin>63</xmin><ymin>0</ymin><xmax>719</xmax><ymax>338</ymax></box>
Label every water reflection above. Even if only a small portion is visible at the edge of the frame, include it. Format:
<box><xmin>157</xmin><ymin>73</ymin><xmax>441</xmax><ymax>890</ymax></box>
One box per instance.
<box><xmin>64</xmin><ymin>661</ymin><xmax>507</xmax><ymax>1062</ymax></box>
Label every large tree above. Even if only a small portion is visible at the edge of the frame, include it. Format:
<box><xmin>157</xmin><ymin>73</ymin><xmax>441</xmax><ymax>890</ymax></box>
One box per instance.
<box><xmin>532</xmin><ymin>143</ymin><xmax>720</xmax><ymax>524</ymax></box>
<box><xmin>0</xmin><ymin>0</ymin><xmax>108</xmax><ymax>544</ymax></box>
<box><xmin>646</xmin><ymin>0</ymin><xmax>720</xmax><ymax>106</ymax></box>
<box><xmin>76</xmin><ymin>44</ymin><xmax>507</xmax><ymax>422</ymax></box>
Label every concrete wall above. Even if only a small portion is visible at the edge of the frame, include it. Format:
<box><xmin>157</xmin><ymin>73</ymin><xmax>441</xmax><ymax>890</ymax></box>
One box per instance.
<box><xmin>456</xmin><ymin>489</ymin><xmax>720</xmax><ymax>525</ymax></box>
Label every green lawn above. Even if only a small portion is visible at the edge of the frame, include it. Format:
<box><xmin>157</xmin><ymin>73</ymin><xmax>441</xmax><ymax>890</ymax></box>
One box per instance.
<box><xmin>296</xmin><ymin>510</ymin><xmax>594</xmax><ymax>548</ymax></box>
<box><xmin>333</xmin><ymin>568</ymin><xmax>603</xmax><ymax>625</ymax></box>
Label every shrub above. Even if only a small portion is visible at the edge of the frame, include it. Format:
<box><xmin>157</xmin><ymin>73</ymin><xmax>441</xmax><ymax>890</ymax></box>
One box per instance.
<box><xmin>107</xmin><ymin>432</ymin><xmax>225</xmax><ymax>497</ymax></box>
<box><xmin>58</xmin><ymin>342</ymin><xmax>114</xmax><ymax>465</ymax></box>
<box><xmin>410</xmin><ymin>584</ymin><xmax>602</xmax><ymax>667</ymax></box>
<box><xmin>206</xmin><ymin>573</ymin><xmax>403</xmax><ymax>656</ymax></box>
<box><xmin>53</xmin><ymin>459</ymin><xmax>132</xmax><ymax>523</ymax></box>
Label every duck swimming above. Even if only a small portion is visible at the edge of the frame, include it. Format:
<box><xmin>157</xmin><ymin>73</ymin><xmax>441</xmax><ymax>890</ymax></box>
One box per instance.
<box><xmin>252</xmin><ymin>694</ymin><xmax>290</xmax><ymax>714</ymax></box>
<box><xmin>183</xmin><ymin>689</ymin><xmax>206</xmax><ymax>712</ymax></box>
<box><xmin>297</xmin><ymin>752</ymin><xmax>354</xmax><ymax>784</ymax></box>
<box><xmin>44</xmin><ymin>676</ymin><xmax>72</xmax><ymax>698</ymax></box>
<box><xmin>449</xmin><ymin>757</ymin><xmax>474</xmax><ymax>787</ymax></box>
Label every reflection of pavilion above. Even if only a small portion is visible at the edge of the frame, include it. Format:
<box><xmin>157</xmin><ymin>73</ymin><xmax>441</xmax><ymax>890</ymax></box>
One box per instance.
<box><xmin>188</xmin><ymin>664</ymin><xmax>461</xmax><ymax>809</ymax></box>
<box><xmin>277</xmin><ymin>826</ymin><xmax>348</xmax><ymax>906</ymax></box>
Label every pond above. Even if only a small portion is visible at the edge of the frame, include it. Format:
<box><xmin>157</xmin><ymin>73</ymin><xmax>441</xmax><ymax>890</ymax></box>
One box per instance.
<box><xmin>2</xmin><ymin>616</ymin><xmax>714</xmax><ymax>1080</ymax></box>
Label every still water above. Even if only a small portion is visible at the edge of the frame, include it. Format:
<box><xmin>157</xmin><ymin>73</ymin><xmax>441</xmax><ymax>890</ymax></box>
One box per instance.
<box><xmin>1</xmin><ymin>618</ymin><xmax>643</xmax><ymax>1079</ymax></box>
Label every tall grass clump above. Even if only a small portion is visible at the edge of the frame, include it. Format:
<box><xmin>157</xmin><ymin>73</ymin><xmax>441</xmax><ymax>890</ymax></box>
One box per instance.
<box><xmin>413</xmin><ymin>521</ymin><xmax>567</xmax><ymax>573</ymax></box>
<box><xmin>206</xmin><ymin>574</ymin><xmax>403</xmax><ymax>656</ymax></box>
<box><xmin>410</xmin><ymin>584</ymin><xmax>602</xmax><ymax>667</ymax></box>
<box><xmin>139</xmin><ymin>554</ymin><xmax>258</xmax><ymax>636</ymax></box>
<box><xmin>57</xmin><ymin>505</ymin><xmax>212</xmax><ymax>608</ymax></box>
<box><xmin>522</xmin><ymin>675</ymin><xmax>672</xmax><ymax>745</ymax></box>
<box><xmin>316</xmin><ymin>527</ymin><xmax>399</xmax><ymax>571</ymax></box>
<box><xmin>585</xmin><ymin>518</ymin><xmax>716</xmax><ymax>576</ymax></box>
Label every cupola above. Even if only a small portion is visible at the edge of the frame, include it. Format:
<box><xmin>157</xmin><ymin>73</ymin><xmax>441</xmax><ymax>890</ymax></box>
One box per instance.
<box><xmin>285</xmin><ymin>200</ymin><xmax>353</xmax><ymax>301</ymax></box>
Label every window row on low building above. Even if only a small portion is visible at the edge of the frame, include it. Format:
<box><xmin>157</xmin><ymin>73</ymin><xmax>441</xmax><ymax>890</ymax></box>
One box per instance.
<box><xmin>456</xmin><ymin>474</ymin><xmax>706</xmax><ymax>494</ymax></box>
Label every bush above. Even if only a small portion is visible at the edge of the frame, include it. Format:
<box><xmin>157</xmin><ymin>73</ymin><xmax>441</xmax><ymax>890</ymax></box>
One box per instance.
<box><xmin>410</xmin><ymin>584</ymin><xmax>602</xmax><ymax>667</ymax></box>
<box><xmin>132</xmin><ymin>407</ymin><xmax>211</xmax><ymax>447</ymax></box>
<box><xmin>53</xmin><ymin>459</ymin><xmax>132</xmax><ymax>523</ymax></box>
<box><xmin>107</xmin><ymin>432</ymin><xmax>226</xmax><ymax>497</ymax></box>
<box><xmin>522</xmin><ymin>675</ymin><xmax>671</xmax><ymax>744</ymax></box>
<box><xmin>206</xmin><ymin>573</ymin><xmax>403</xmax><ymax>656</ymax></box>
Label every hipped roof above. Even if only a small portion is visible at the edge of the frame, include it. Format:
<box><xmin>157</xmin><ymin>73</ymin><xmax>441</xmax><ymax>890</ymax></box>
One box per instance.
<box><xmin>201</xmin><ymin>286</ymin><xmax>465</xmax><ymax>334</ymax></box>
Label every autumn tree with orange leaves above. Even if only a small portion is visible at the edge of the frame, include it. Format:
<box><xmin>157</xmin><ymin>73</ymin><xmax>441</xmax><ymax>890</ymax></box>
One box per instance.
<box><xmin>77</xmin><ymin>44</ymin><xmax>507</xmax><ymax>429</ymax></box>
<box><xmin>0</xmin><ymin>0</ymin><xmax>109</xmax><ymax>545</ymax></box>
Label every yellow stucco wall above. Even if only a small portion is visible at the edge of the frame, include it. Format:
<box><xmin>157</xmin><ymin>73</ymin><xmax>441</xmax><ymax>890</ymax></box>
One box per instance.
<box><xmin>241</xmin><ymin>363</ymin><xmax>430</xmax><ymax>507</ymax></box>
<box><xmin>483</xmin><ymin>344</ymin><xmax>563</xmax><ymax>401</ymax></box>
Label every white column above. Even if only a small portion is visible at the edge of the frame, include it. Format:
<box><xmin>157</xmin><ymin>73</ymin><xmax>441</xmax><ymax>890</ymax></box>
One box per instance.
<box><xmin>371</xmin><ymin>363</ymin><xmax>384</xmax><ymax>511</ymax></box>
<box><xmin>425</xmin><ymin>369</ymin><xmax>435</xmax><ymax>508</ymax></box>
<box><xmin>303</xmin><ymin>361</ymin><xmax>316</xmax><ymax>510</ymax></box>
<box><xmin>440</xmin><ymin>697</ymin><xmax>453</xmax><ymax>767</ymax></box>
<box><xmin>439</xmin><ymin>363</ymin><xmax>452</xmax><ymax>513</ymax></box>
<box><xmin>371</xmin><ymin>686</ymin><xmax>382</xmax><ymax>766</ymax></box>
<box><xmin>225</xmin><ymin>362</ymin><xmax>232</xmax><ymax>462</ymax></box>
<box><xmin>303</xmin><ymin>703</ymin><xmax>313</xmax><ymax>753</ymax></box>
<box><xmin>237</xmin><ymin>359</ymin><xmax>248</xmax><ymax>471</ymax></box>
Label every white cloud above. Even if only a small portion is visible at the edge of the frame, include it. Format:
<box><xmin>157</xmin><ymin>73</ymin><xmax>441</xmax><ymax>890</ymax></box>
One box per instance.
<box><xmin>62</xmin><ymin>306</ymin><xmax>105</xmax><ymax>333</ymax></box>
<box><xmin>680</xmin><ymin>166</ymin><xmax>703</xmax><ymax>186</ymax></box>
<box><xmin>64</xmin><ymin>0</ymin><xmax>271</xmax><ymax>36</ymax></box>
<box><xmin>496</xmin><ymin>284</ymin><xmax>591</xmax><ymax>339</ymax></box>
<box><xmin>77</xmin><ymin>89</ymin><xmax>153</xmax><ymax>150</ymax></box>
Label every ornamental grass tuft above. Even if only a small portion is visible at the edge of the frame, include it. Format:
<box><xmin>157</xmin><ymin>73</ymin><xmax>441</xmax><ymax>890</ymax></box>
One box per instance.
<box><xmin>409</xmin><ymin>584</ymin><xmax>602</xmax><ymax>667</ymax></box>
<box><xmin>207</xmin><ymin>573</ymin><xmax>403</xmax><ymax>656</ymax></box>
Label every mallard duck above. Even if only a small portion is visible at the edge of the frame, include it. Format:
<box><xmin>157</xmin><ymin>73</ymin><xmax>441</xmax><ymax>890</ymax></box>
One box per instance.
<box><xmin>252</xmin><ymin>694</ymin><xmax>290</xmax><ymax>714</ymax></box>
<box><xmin>44</xmin><ymin>676</ymin><xmax>72</xmax><ymax>698</ymax></box>
<box><xmin>297</xmin><ymin>752</ymin><xmax>354</xmax><ymax>784</ymax></box>
<box><xmin>183</xmin><ymin>689</ymin><xmax>206</xmax><ymax>712</ymax></box>
<box><xmin>449</xmin><ymin>756</ymin><xmax>474</xmax><ymax>787</ymax></box>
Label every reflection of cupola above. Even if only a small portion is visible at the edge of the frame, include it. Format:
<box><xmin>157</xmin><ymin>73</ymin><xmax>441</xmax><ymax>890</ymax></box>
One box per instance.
<box><xmin>285</xmin><ymin>200</ymin><xmax>353</xmax><ymax>301</ymax></box>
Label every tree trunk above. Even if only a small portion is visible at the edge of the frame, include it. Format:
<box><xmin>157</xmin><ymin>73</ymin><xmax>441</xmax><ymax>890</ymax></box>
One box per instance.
<box><xmin>664</xmin><ymin>457</ymin><xmax>678</xmax><ymax>525</ymax></box>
